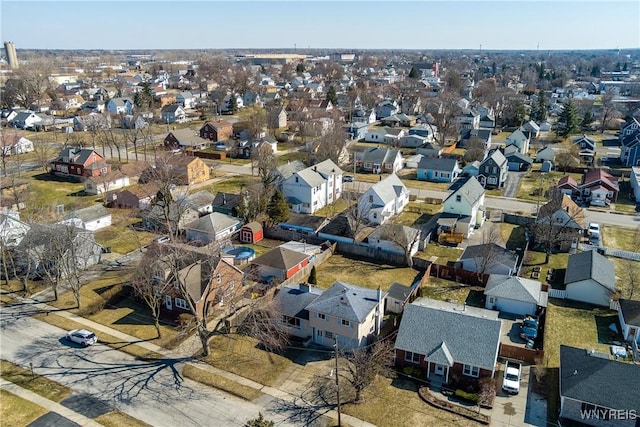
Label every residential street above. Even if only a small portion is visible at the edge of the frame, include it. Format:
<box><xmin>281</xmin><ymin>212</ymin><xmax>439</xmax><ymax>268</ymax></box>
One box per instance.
<box><xmin>0</xmin><ymin>303</ymin><xmax>307</xmax><ymax>427</ymax></box>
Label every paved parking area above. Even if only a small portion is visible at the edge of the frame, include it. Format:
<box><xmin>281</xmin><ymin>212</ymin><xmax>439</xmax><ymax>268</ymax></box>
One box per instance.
<box><xmin>492</xmin><ymin>362</ymin><xmax>547</xmax><ymax>427</ymax></box>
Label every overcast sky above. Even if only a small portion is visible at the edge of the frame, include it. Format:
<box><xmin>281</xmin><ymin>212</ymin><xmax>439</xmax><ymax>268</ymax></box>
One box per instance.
<box><xmin>2</xmin><ymin>1</ymin><xmax>639</xmax><ymax>51</ymax></box>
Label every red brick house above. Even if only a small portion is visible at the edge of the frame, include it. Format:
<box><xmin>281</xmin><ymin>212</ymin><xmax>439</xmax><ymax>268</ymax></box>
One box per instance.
<box><xmin>395</xmin><ymin>298</ymin><xmax>501</xmax><ymax>384</ymax></box>
<box><xmin>200</xmin><ymin>121</ymin><xmax>233</xmax><ymax>142</ymax></box>
<box><xmin>50</xmin><ymin>148</ymin><xmax>110</xmax><ymax>178</ymax></box>
<box><xmin>239</xmin><ymin>222</ymin><xmax>263</xmax><ymax>243</ymax></box>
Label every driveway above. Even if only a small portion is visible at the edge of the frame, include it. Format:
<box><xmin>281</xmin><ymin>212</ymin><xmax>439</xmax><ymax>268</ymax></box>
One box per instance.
<box><xmin>503</xmin><ymin>171</ymin><xmax>526</xmax><ymax>199</ymax></box>
<box><xmin>491</xmin><ymin>362</ymin><xmax>547</xmax><ymax>427</ymax></box>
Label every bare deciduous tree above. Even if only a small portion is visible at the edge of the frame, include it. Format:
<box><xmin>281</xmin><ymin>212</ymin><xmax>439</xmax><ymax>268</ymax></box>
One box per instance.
<box><xmin>313</xmin><ymin>120</ymin><xmax>348</xmax><ymax>165</ymax></box>
<box><xmin>339</xmin><ymin>338</ymin><xmax>394</xmax><ymax>403</ymax></box>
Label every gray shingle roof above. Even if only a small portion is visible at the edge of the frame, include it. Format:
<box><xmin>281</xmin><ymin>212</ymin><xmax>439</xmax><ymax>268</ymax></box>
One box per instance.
<box><xmin>305</xmin><ymin>281</ymin><xmax>385</xmax><ymax>323</ymax></box>
<box><xmin>618</xmin><ymin>299</ymin><xmax>640</xmax><ymax>328</ymax></box>
<box><xmin>251</xmin><ymin>247</ymin><xmax>309</xmax><ymax>271</ymax></box>
<box><xmin>560</xmin><ymin>345</ymin><xmax>640</xmax><ymax>413</ymax></box>
<box><xmin>386</xmin><ymin>282</ymin><xmax>411</xmax><ymax>302</ymax></box>
<box><xmin>417</xmin><ymin>157</ymin><xmax>458</xmax><ymax>172</ymax></box>
<box><xmin>444</xmin><ymin>176</ymin><xmax>484</xmax><ymax>205</ymax></box>
<box><xmin>460</xmin><ymin>243</ymin><xmax>518</xmax><ymax>267</ymax></box>
<box><xmin>366</xmin><ymin>174</ymin><xmax>407</xmax><ymax>206</ymax></box>
<box><xmin>395</xmin><ymin>298</ymin><xmax>502</xmax><ymax>371</ymax></box>
<box><xmin>564</xmin><ymin>250</ymin><xmax>616</xmax><ymax>292</ymax></box>
<box><xmin>272</xmin><ymin>284</ymin><xmax>323</xmax><ymax>320</ymax></box>
<box><xmin>184</xmin><ymin>212</ymin><xmax>240</xmax><ymax>234</ymax></box>
<box><xmin>484</xmin><ymin>274</ymin><xmax>547</xmax><ymax>307</ymax></box>
<box><xmin>361</xmin><ymin>147</ymin><xmax>400</xmax><ymax>164</ymax></box>
<box><xmin>66</xmin><ymin>205</ymin><xmax>110</xmax><ymax>223</ymax></box>
<box><xmin>426</xmin><ymin>342</ymin><xmax>454</xmax><ymax>366</ymax></box>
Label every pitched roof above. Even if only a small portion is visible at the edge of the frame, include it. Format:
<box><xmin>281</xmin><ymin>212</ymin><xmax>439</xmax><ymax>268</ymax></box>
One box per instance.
<box><xmin>618</xmin><ymin>299</ymin><xmax>640</xmax><ymax>328</ymax></box>
<box><xmin>368</xmin><ymin>224</ymin><xmax>420</xmax><ymax>248</ymax></box>
<box><xmin>184</xmin><ymin>212</ymin><xmax>240</xmax><ymax>234</ymax></box>
<box><xmin>387</xmin><ymin>282</ymin><xmax>411</xmax><ymax>302</ymax></box>
<box><xmin>272</xmin><ymin>284</ymin><xmax>323</xmax><ymax>320</ymax></box>
<box><xmin>361</xmin><ymin>147</ymin><xmax>401</xmax><ymax>164</ymax></box>
<box><xmin>251</xmin><ymin>247</ymin><xmax>309</xmax><ymax>271</ymax></box>
<box><xmin>505</xmin><ymin>152</ymin><xmax>533</xmax><ymax>164</ymax></box>
<box><xmin>460</xmin><ymin>243</ymin><xmax>518</xmax><ymax>267</ymax></box>
<box><xmin>582</xmin><ymin>169</ymin><xmax>619</xmax><ymax>191</ymax></box>
<box><xmin>564</xmin><ymin>250</ymin><xmax>616</xmax><ymax>292</ymax></box>
<box><xmin>395</xmin><ymin>298</ymin><xmax>502</xmax><ymax>371</ymax></box>
<box><xmin>559</xmin><ymin>345</ymin><xmax>640</xmax><ymax>412</ymax></box>
<box><xmin>185</xmin><ymin>190</ymin><xmax>215</xmax><ymax>210</ymax></box>
<box><xmin>417</xmin><ymin>157</ymin><xmax>459</xmax><ymax>172</ymax></box>
<box><xmin>427</xmin><ymin>342</ymin><xmax>454</xmax><ymax>366</ymax></box>
<box><xmin>537</xmin><ymin>193</ymin><xmax>585</xmax><ymax>229</ymax></box>
<box><xmin>365</xmin><ymin>173</ymin><xmax>407</xmax><ymax>206</ymax></box>
<box><xmin>305</xmin><ymin>281</ymin><xmax>385</xmax><ymax>323</ymax></box>
<box><xmin>167</xmin><ymin>128</ymin><xmax>207</xmax><ymax>147</ymax></box>
<box><xmin>212</xmin><ymin>192</ymin><xmax>240</xmax><ymax>209</ymax></box>
<box><xmin>444</xmin><ymin>176</ymin><xmax>484</xmax><ymax>205</ymax></box>
<box><xmin>276</xmin><ymin>160</ymin><xmax>307</xmax><ymax>180</ymax></box>
<box><xmin>557</xmin><ymin>175</ymin><xmax>578</xmax><ymax>188</ymax></box>
<box><xmin>65</xmin><ymin>205</ymin><xmax>111</xmax><ymax>223</ymax></box>
<box><xmin>481</xmin><ymin>149</ymin><xmax>507</xmax><ymax>167</ymax></box>
<box><xmin>484</xmin><ymin>274</ymin><xmax>547</xmax><ymax>307</ymax></box>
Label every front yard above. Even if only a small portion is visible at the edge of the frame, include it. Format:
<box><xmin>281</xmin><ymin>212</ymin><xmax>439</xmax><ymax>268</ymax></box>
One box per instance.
<box><xmin>515</xmin><ymin>170</ymin><xmax>582</xmax><ymax>202</ymax></box>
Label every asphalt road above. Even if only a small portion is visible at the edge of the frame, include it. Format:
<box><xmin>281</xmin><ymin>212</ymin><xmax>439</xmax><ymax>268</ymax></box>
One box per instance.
<box><xmin>0</xmin><ymin>303</ymin><xmax>305</xmax><ymax>427</ymax></box>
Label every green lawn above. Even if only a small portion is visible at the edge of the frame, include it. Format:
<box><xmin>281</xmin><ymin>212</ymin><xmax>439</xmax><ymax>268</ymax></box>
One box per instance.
<box><xmin>416</xmin><ymin>244</ymin><xmax>464</xmax><ymax>266</ymax></box>
<box><xmin>0</xmin><ymin>390</ymin><xmax>48</xmax><ymax>427</ymax></box>
<box><xmin>21</xmin><ymin>171</ymin><xmax>94</xmax><ymax>219</ymax></box>
<box><xmin>315</xmin><ymin>254</ymin><xmax>420</xmax><ymax>290</ymax></box>
<box><xmin>277</xmin><ymin>150</ymin><xmax>309</xmax><ymax>165</ymax></box>
<box><xmin>602</xmin><ymin>225</ymin><xmax>639</xmax><ymax>252</ymax></box>
<box><xmin>501</xmin><ymin>223</ymin><xmax>527</xmax><ymax>250</ymax></box>
<box><xmin>419</xmin><ymin>276</ymin><xmax>483</xmax><ymax>306</ymax></box>
<box><xmin>516</xmin><ymin>170</ymin><xmax>582</xmax><ymax>202</ymax></box>
<box><xmin>314</xmin><ymin>197</ymin><xmax>351</xmax><ymax>218</ymax></box>
<box><xmin>520</xmin><ymin>251</ymin><xmax>569</xmax><ymax>289</ymax></box>
<box><xmin>201</xmin><ymin>175</ymin><xmax>261</xmax><ymax>195</ymax></box>
<box><xmin>94</xmin><ymin>209</ymin><xmax>157</xmax><ymax>254</ymax></box>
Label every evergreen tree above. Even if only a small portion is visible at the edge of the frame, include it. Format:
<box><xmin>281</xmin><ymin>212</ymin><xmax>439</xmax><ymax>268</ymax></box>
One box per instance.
<box><xmin>266</xmin><ymin>190</ymin><xmax>289</xmax><ymax>226</ymax></box>
<box><xmin>228</xmin><ymin>95</ymin><xmax>238</xmax><ymax>113</ymax></box>
<box><xmin>308</xmin><ymin>266</ymin><xmax>317</xmax><ymax>285</ymax></box>
<box><xmin>582</xmin><ymin>110</ymin><xmax>594</xmax><ymax>130</ymax></box>
<box><xmin>326</xmin><ymin>85</ymin><xmax>337</xmax><ymax>106</ymax></box>
<box><xmin>408</xmin><ymin>66</ymin><xmax>419</xmax><ymax>79</ymax></box>
<box><xmin>532</xmin><ymin>90</ymin><xmax>547</xmax><ymax>122</ymax></box>
<box><xmin>245</xmin><ymin>413</ymin><xmax>274</xmax><ymax>427</ymax></box>
<box><xmin>296</xmin><ymin>63</ymin><xmax>305</xmax><ymax>73</ymax></box>
<box><xmin>133</xmin><ymin>92</ymin><xmax>143</xmax><ymax>108</ymax></box>
<box><xmin>557</xmin><ymin>99</ymin><xmax>580</xmax><ymax>138</ymax></box>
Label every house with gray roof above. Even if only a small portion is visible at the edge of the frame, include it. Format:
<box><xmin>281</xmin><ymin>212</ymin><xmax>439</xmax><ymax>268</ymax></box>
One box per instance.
<box><xmin>385</xmin><ymin>282</ymin><xmax>413</xmax><ymax>314</ymax></box>
<box><xmin>185</xmin><ymin>190</ymin><xmax>216</xmax><ymax>215</ymax></box>
<box><xmin>63</xmin><ymin>205</ymin><xmax>112</xmax><ymax>232</ymax></box>
<box><xmin>478</xmin><ymin>149</ymin><xmax>508</xmax><ymax>189</ymax></box>
<box><xmin>249</xmin><ymin>247</ymin><xmax>310</xmax><ymax>282</ymax></box>
<box><xmin>559</xmin><ymin>345</ymin><xmax>640</xmax><ymax>427</ymax></box>
<box><xmin>366</xmin><ymin>224</ymin><xmax>421</xmax><ymax>260</ymax></box>
<box><xmin>459</xmin><ymin>243</ymin><xmax>519</xmax><ymax>276</ymax></box>
<box><xmin>395</xmin><ymin>298</ymin><xmax>501</xmax><ymax>383</ymax></box>
<box><xmin>617</xmin><ymin>299</ymin><xmax>640</xmax><ymax>345</ymax></box>
<box><xmin>416</xmin><ymin>157</ymin><xmax>461</xmax><ymax>183</ymax></box>
<box><xmin>358</xmin><ymin>173</ymin><xmax>409</xmax><ymax>225</ymax></box>
<box><xmin>164</xmin><ymin>128</ymin><xmax>209</xmax><ymax>150</ymax></box>
<box><xmin>441</xmin><ymin>176</ymin><xmax>485</xmax><ymax>237</ymax></box>
<box><xmin>183</xmin><ymin>212</ymin><xmax>241</xmax><ymax>245</ymax></box>
<box><xmin>280</xmin><ymin>159</ymin><xmax>343</xmax><ymax>214</ymax></box>
<box><xmin>358</xmin><ymin>147</ymin><xmax>403</xmax><ymax>174</ymax></box>
<box><xmin>484</xmin><ymin>274</ymin><xmax>547</xmax><ymax>316</ymax></box>
<box><xmin>564</xmin><ymin>250</ymin><xmax>616</xmax><ymax>307</ymax></box>
<box><xmin>304</xmin><ymin>281</ymin><xmax>386</xmax><ymax>349</ymax></box>
<box><xmin>271</xmin><ymin>283</ymin><xmax>324</xmax><ymax>340</ymax></box>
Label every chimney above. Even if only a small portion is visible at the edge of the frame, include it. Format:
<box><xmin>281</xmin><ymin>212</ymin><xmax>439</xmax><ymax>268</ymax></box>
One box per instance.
<box><xmin>463</xmin><ymin>302</ymin><xmax>467</xmax><ymax>311</ymax></box>
<box><xmin>376</xmin><ymin>286</ymin><xmax>383</xmax><ymax>335</ymax></box>
<box><xmin>222</xmin><ymin>193</ymin><xmax>227</xmax><ymax>205</ymax></box>
<box><xmin>313</xmin><ymin>166</ymin><xmax>317</xmax><ymax>172</ymax></box>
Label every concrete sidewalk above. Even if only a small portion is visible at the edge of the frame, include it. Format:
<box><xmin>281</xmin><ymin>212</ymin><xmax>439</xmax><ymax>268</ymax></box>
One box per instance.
<box><xmin>0</xmin><ymin>379</ymin><xmax>104</xmax><ymax>427</ymax></box>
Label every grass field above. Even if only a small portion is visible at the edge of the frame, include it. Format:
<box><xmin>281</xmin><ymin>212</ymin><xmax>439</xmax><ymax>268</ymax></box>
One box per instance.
<box><xmin>201</xmin><ymin>175</ymin><xmax>260</xmax><ymax>195</ymax></box>
<box><xmin>0</xmin><ymin>390</ymin><xmax>48</xmax><ymax>426</ymax></box>
<box><xmin>515</xmin><ymin>170</ymin><xmax>582</xmax><ymax>202</ymax></box>
<box><xmin>315</xmin><ymin>254</ymin><xmax>421</xmax><ymax>289</ymax></box>
<box><xmin>417</xmin><ymin>244</ymin><xmax>464</xmax><ymax>266</ymax></box>
<box><xmin>94</xmin><ymin>209</ymin><xmax>157</xmax><ymax>254</ymax></box>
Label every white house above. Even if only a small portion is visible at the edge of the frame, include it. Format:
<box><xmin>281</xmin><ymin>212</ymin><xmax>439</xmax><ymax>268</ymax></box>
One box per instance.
<box><xmin>535</xmin><ymin>146</ymin><xmax>555</xmax><ymax>163</ymax></box>
<box><xmin>630</xmin><ymin>166</ymin><xmax>640</xmax><ymax>203</ymax></box>
<box><xmin>459</xmin><ymin>244</ymin><xmax>519</xmax><ymax>276</ymax></box>
<box><xmin>366</xmin><ymin>224</ymin><xmax>421</xmax><ymax>258</ymax></box>
<box><xmin>183</xmin><ymin>212</ymin><xmax>241</xmax><ymax>245</ymax></box>
<box><xmin>505</xmin><ymin>128</ymin><xmax>530</xmax><ymax>155</ymax></box>
<box><xmin>63</xmin><ymin>205</ymin><xmax>112</xmax><ymax>231</ymax></box>
<box><xmin>617</xmin><ymin>299</ymin><xmax>640</xmax><ymax>344</ymax></box>
<box><xmin>83</xmin><ymin>171</ymin><xmax>130</xmax><ymax>195</ymax></box>
<box><xmin>106</xmin><ymin>98</ymin><xmax>133</xmax><ymax>115</ymax></box>
<box><xmin>564</xmin><ymin>250</ymin><xmax>616</xmax><ymax>307</ymax></box>
<box><xmin>0</xmin><ymin>211</ymin><xmax>31</xmax><ymax>247</ymax></box>
<box><xmin>281</xmin><ymin>159</ymin><xmax>343</xmax><ymax>214</ymax></box>
<box><xmin>442</xmin><ymin>176</ymin><xmax>485</xmax><ymax>237</ymax></box>
<box><xmin>484</xmin><ymin>275</ymin><xmax>547</xmax><ymax>316</ymax></box>
<box><xmin>358</xmin><ymin>174</ymin><xmax>408</xmax><ymax>225</ymax></box>
<box><xmin>176</xmin><ymin>92</ymin><xmax>195</xmax><ymax>109</ymax></box>
<box><xmin>0</xmin><ymin>133</ymin><xmax>34</xmax><ymax>156</ymax></box>
<box><xmin>161</xmin><ymin>105</ymin><xmax>186</xmax><ymax>124</ymax></box>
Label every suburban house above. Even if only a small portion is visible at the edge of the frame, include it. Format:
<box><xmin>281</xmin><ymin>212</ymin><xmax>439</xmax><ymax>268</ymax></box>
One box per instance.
<box><xmin>358</xmin><ymin>147</ymin><xmax>403</xmax><ymax>174</ymax></box>
<box><xmin>564</xmin><ymin>250</ymin><xmax>616</xmax><ymax>307</ymax></box>
<box><xmin>399</xmin><ymin>134</ymin><xmax>429</xmax><ymax>149</ymax></box>
<box><xmin>106</xmin><ymin>97</ymin><xmax>133</xmax><ymax>115</ymax></box>
<box><xmin>620</xmin><ymin>126</ymin><xmax>640</xmax><ymax>167</ymax></box>
<box><xmin>478</xmin><ymin>149</ymin><xmax>508</xmax><ymax>188</ymax></box>
<box><xmin>106</xmin><ymin>183</ymin><xmax>159</xmax><ymax>210</ymax></box>
<box><xmin>0</xmin><ymin>211</ymin><xmax>30</xmax><ymax>247</ymax></box>
<box><xmin>200</xmin><ymin>121</ymin><xmax>233</xmax><ymax>142</ymax></box>
<box><xmin>267</xmin><ymin>108</ymin><xmax>287</xmax><ymax>129</ymax></box>
<box><xmin>16</xmin><ymin>224</ymin><xmax>102</xmax><ymax>278</ymax></box>
<box><xmin>249</xmin><ymin>247</ymin><xmax>310</xmax><ymax>282</ymax></box>
<box><xmin>0</xmin><ymin>132</ymin><xmax>34</xmax><ymax>155</ymax></box>
<box><xmin>535</xmin><ymin>146</ymin><xmax>555</xmax><ymax>163</ymax></box>
<box><xmin>10</xmin><ymin>110</ymin><xmax>42</xmax><ymax>130</ymax></box>
<box><xmin>164</xmin><ymin>128</ymin><xmax>209</xmax><ymax>151</ymax></box>
<box><xmin>484</xmin><ymin>275</ymin><xmax>547</xmax><ymax>316</ymax></box>
<box><xmin>176</xmin><ymin>92</ymin><xmax>195</xmax><ymax>109</ymax></box>
<box><xmin>617</xmin><ymin>299</ymin><xmax>640</xmax><ymax>346</ymax></box>
<box><xmin>461</xmin><ymin>161</ymin><xmax>480</xmax><ymax>177</ymax></box>
<box><xmin>271</xmin><ymin>283</ymin><xmax>324</xmax><ymax>340</ymax></box>
<box><xmin>521</xmin><ymin>120</ymin><xmax>540</xmax><ymax>139</ymax></box>
<box><xmin>344</xmin><ymin>122</ymin><xmax>369</xmax><ymax>141</ymax></box>
<box><xmin>83</xmin><ymin>170</ymin><xmax>130</xmax><ymax>195</ymax></box>
<box><xmin>505</xmin><ymin>152</ymin><xmax>533</xmax><ymax>171</ymax></box>
<box><xmin>183</xmin><ymin>212</ymin><xmax>241</xmax><ymax>245</ymax></box>
<box><xmin>73</xmin><ymin>113</ymin><xmax>111</xmax><ymax>131</ymax></box>
<box><xmin>458</xmin><ymin>128</ymin><xmax>492</xmax><ymax>149</ymax></box>
<box><xmin>184</xmin><ymin>190</ymin><xmax>216</xmax><ymax>215</ymax></box>
<box><xmin>630</xmin><ymin>166</ymin><xmax>640</xmax><ymax>202</ymax></box>
<box><xmin>395</xmin><ymin>298</ymin><xmax>501</xmax><ymax>383</ymax></box>
<box><xmin>408</xmin><ymin>124</ymin><xmax>436</xmax><ymax>141</ymax></box>
<box><xmin>211</xmin><ymin>192</ymin><xmax>240</xmax><ymax>216</ymax></box>
<box><xmin>239</xmin><ymin>222</ymin><xmax>263</xmax><ymax>244</ymax></box>
<box><xmin>366</xmin><ymin>224</ymin><xmax>421</xmax><ymax>259</ymax></box>
<box><xmin>63</xmin><ymin>205</ymin><xmax>112</xmax><ymax>232</ymax></box>
<box><xmin>161</xmin><ymin>104</ymin><xmax>186</xmax><ymax>124</ymax></box>
<box><xmin>459</xmin><ymin>243</ymin><xmax>519</xmax><ymax>276</ymax></box>
<box><xmin>572</xmin><ymin>134</ymin><xmax>596</xmax><ymax>165</ymax></box>
<box><xmin>504</xmin><ymin>128</ymin><xmax>531</xmax><ymax>155</ymax></box>
<box><xmin>416</xmin><ymin>157</ymin><xmax>461</xmax><ymax>183</ymax></box>
<box><xmin>363</xmin><ymin>127</ymin><xmax>405</xmax><ymax>146</ymax></box>
<box><xmin>416</xmin><ymin>141</ymin><xmax>445</xmax><ymax>158</ymax></box>
<box><xmin>281</xmin><ymin>159</ymin><xmax>343</xmax><ymax>214</ymax></box>
<box><xmin>168</xmin><ymin>156</ymin><xmax>210</xmax><ymax>186</ymax></box>
<box><xmin>536</xmin><ymin>193</ymin><xmax>585</xmax><ymax>251</ymax></box>
<box><xmin>580</xmin><ymin>169</ymin><xmax>619</xmax><ymax>206</ymax></box>
<box><xmin>557</xmin><ymin>176</ymin><xmax>580</xmax><ymax>199</ymax></box>
<box><xmin>50</xmin><ymin>148</ymin><xmax>111</xmax><ymax>178</ymax></box>
<box><xmin>441</xmin><ymin>176</ymin><xmax>486</xmax><ymax>237</ymax></box>
<box><xmin>141</xmin><ymin>201</ymin><xmax>200</xmax><ymax>233</ymax></box>
<box><xmin>559</xmin><ymin>345</ymin><xmax>640</xmax><ymax>427</ymax></box>
<box><xmin>358</xmin><ymin>174</ymin><xmax>409</xmax><ymax>225</ymax></box>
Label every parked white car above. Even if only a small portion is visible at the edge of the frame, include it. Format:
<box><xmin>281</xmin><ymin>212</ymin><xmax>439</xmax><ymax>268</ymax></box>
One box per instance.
<box><xmin>65</xmin><ymin>329</ymin><xmax>97</xmax><ymax>347</ymax></box>
<box><xmin>502</xmin><ymin>360</ymin><xmax>521</xmax><ymax>394</ymax></box>
<box><xmin>587</xmin><ymin>223</ymin><xmax>601</xmax><ymax>237</ymax></box>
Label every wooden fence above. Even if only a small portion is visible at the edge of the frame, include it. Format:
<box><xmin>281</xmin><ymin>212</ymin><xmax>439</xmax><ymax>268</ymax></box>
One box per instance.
<box><xmin>429</xmin><ymin>263</ymin><xmax>489</xmax><ymax>286</ymax></box>
<box><xmin>500</xmin><ymin>343</ymin><xmax>544</xmax><ymax>364</ymax></box>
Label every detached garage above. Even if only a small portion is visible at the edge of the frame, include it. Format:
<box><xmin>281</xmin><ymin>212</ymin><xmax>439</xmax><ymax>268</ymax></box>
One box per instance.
<box><xmin>484</xmin><ymin>275</ymin><xmax>548</xmax><ymax>316</ymax></box>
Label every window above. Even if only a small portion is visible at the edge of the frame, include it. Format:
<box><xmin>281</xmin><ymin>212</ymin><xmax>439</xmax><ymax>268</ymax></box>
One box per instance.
<box><xmin>492</xmin><ymin>167</ymin><xmax>498</xmax><ymax>173</ymax></box>
<box><xmin>463</xmin><ymin>364</ymin><xmax>479</xmax><ymax>378</ymax></box>
<box><xmin>283</xmin><ymin>315</ymin><xmax>300</xmax><ymax>329</ymax></box>
<box><xmin>324</xmin><ymin>331</ymin><xmax>334</xmax><ymax>339</ymax></box>
<box><xmin>216</xmin><ymin>274</ymin><xmax>221</xmax><ymax>284</ymax></box>
<box><xmin>456</xmin><ymin>195</ymin><xmax>462</xmax><ymax>202</ymax></box>
<box><xmin>369</xmin><ymin>195</ymin><xmax>373</xmax><ymax>203</ymax></box>
<box><xmin>175</xmin><ymin>298</ymin><xmax>188</xmax><ymax>310</ymax></box>
<box><xmin>318</xmin><ymin>313</ymin><xmax>326</xmax><ymax>320</ymax></box>
<box><xmin>488</xmin><ymin>176</ymin><xmax>498</xmax><ymax>185</ymax></box>
<box><xmin>405</xmin><ymin>351</ymin><xmax>420</xmax><ymax>364</ymax></box>
<box><xmin>341</xmin><ymin>319</ymin><xmax>351</xmax><ymax>327</ymax></box>
<box><xmin>295</xmin><ymin>176</ymin><xmax>299</xmax><ymax>183</ymax></box>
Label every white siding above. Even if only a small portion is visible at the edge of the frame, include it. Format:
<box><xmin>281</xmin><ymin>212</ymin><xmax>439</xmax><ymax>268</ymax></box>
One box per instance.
<box><xmin>566</xmin><ymin>279</ymin><xmax>612</xmax><ymax>307</ymax></box>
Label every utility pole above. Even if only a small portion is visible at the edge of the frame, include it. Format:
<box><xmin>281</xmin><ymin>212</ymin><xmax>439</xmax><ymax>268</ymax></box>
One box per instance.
<box><xmin>334</xmin><ymin>336</ymin><xmax>342</xmax><ymax>427</ymax></box>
